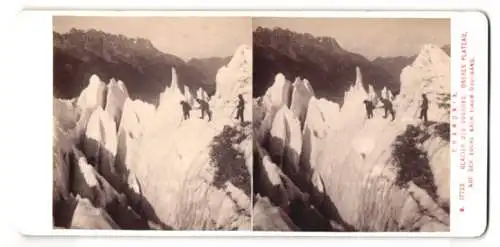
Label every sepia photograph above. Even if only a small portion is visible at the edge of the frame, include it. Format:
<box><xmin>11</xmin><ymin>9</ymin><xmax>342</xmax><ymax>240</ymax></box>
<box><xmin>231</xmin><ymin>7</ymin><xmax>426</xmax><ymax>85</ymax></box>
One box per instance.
<box><xmin>252</xmin><ymin>18</ymin><xmax>451</xmax><ymax>232</ymax></box>
<box><xmin>52</xmin><ymin>16</ymin><xmax>253</xmax><ymax>230</ymax></box>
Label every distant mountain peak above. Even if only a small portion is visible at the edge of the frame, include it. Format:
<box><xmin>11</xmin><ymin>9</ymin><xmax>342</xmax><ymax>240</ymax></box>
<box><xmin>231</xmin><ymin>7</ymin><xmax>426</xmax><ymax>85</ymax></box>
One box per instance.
<box><xmin>254</xmin><ymin>26</ymin><xmax>344</xmax><ymax>53</ymax></box>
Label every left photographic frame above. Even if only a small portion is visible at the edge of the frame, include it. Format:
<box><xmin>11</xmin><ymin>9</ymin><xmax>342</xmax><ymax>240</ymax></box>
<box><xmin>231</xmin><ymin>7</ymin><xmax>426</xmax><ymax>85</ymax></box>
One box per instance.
<box><xmin>52</xmin><ymin>14</ymin><xmax>253</xmax><ymax>231</ymax></box>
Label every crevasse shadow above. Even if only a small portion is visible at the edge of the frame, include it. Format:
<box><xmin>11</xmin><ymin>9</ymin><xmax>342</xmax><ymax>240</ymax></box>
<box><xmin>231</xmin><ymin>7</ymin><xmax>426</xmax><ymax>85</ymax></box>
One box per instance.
<box><xmin>53</xmin><ymin>134</ymin><xmax>173</xmax><ymax>230</ymax></box>
<box><xmin>254</xmin><ymin>135</ymin><xmax>356</xmax><ymax>232</ymax></box>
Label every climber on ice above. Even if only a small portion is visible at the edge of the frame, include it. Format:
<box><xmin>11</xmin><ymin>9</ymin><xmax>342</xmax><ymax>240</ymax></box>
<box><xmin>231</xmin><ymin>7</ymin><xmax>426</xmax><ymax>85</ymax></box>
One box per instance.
<box><xmin>235</xmin><ymin>94</ymin><xmax>245</xmax><ymax>124</ymax></box>
<box><xmin>196</xmin><ymin>98</ymin><xmax>212</xmax><ymax>122</ymax></box>
<box><xmin>363</xmin><ymin>100</ymin><xmax>375</xmax><ymax>119</ymax></box>
<box><xmin>419</xmin><ymin>93</ymin><xmax>429</xmax><ymax>123</ymax></box>
<box><xmin>180</xmin><ymin>100</ymin><xmax>191</xmax><ymax>120</ymax></box>
<box><xmin>380</xmin><ymin>97</ymin><xmax>395</xmax><ymax>121</ymax></box>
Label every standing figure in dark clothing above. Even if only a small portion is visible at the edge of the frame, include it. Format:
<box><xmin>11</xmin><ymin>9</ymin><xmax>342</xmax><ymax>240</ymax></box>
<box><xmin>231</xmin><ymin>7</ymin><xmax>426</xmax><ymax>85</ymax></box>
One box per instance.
<box><xmin>180</xmin><ymin>100</ymin><xmax>191</xmax><ymax>120</ymax></box>
<box><xmin>419</xmin><ymin>93</ymin><xmax>429</xmax><ymax>123</ymax></box>
<box><xmin>235</xmin><ymin>94</ymin><xmax>245</xmax><ymax>124</ymax></box>
<box><xmin>380</xmin><ymin>97</ymin><xmax>396</xmax><ymax>121</ymax></box>
<box><xmin>363</xmin><ymin>100</ymin><xmax>375</xmax><ymax>119</ymax></box>
<box><xmin>196</xmin><ymin>98</ymin><xmax>212</xmax><ymax>122</ymax></box>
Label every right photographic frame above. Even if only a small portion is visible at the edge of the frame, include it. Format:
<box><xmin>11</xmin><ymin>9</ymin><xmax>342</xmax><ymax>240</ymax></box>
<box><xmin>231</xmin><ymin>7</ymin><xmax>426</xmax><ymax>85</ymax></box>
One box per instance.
<box><xmin>251</xmin><ymin>14</ymin><xmax>487</xmax><ymax>235</ymax></box>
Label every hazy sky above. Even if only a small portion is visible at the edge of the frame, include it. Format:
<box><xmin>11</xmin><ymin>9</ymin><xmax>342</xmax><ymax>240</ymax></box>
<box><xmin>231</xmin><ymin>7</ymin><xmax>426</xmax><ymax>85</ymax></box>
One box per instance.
<box><xmin>253</xmin><ymin>18</ymin><xmax>450</xmax><ymax>60</ymax></box>
<box><xmin>53</xmin><ymin>16</ymin><xmax>252</xmax><ymax>61</ymax></box>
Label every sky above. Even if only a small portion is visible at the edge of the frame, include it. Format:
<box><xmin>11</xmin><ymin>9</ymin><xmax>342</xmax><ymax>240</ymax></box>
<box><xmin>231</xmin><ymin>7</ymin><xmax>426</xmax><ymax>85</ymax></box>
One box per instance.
<box><xmin>253</xmin><ymin>18</ymin><xmax>450</xmax><ymax>60</ymax></box>
<box><xmin>53</xmin><ymin>16</ymin><xmax>252</xmax><ymax>61</ymax></box>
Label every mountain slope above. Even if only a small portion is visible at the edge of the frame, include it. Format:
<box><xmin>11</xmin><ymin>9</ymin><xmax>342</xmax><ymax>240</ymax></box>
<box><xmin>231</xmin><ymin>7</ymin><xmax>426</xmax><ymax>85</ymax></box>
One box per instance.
<box><xmin>253</xmin><ymin>27</ymin><xmax>397</xmax><ymax>104</ymax></box>
<box><xmin>187</xmin><ymin>56</ymin><xmax>232</xmax><ymax>83</ymax></box>
<box><xmin>53</xmin><ymin>29</ymin><xmax>216</xmax><ymax>106</ymax></box>
<box><xmin>372</xmin><ymin>55</ymin><xmax>416</xmax><ymax>95</ymax></box>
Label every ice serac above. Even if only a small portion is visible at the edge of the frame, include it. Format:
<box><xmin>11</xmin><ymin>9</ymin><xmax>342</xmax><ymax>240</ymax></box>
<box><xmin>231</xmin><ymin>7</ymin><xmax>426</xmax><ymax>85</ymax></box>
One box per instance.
<box><xmin>116</xmin><ymin>98</ymin><xmax>156</xmax><ymax>185</ymax></box>
<box><xmin>169</xmin><ymin>67</ymin><xmax>182</xmax><ymax>95</ymax></box>
<box><xmin>254</xmin><ymin>100</ymin><xmax>276</xmax><ymax>145</ymax></box>
<box><xmin>77</xmin><ymin>74</ymin><xmax>107</xmax><ymax>112</ymax></box>
<box><xmin>269</xmin><ymin>106</ymin><xmax>302</xmax><ymax>176</ymax></box>
<box><xmin>213</xmin><ymin>44</ymin><xmax>252</xmax><ymax>120</ymax></box>
<box><xmin>397</xmin><ymin>44</ymin><xmax>451</xmax><ymax>123</ymax></box>
<box><xmin>301</xmin><ymin>97</ymin><xmax>340</xmax><ymax>174</ymax></box>
<box><xmin>215</xmin><ymin>44</ymin><xmax>251</xmax><ymax>100</ymax></box>
<box><xmin>117</xmin><ymin>80</ymin><xmax>128</xmax><ymax>95</ymax></box>
<box><xmin>158</xmin><ymin>66</ymin><xmax>183</xmax><ymax>103</ymax></box>
<box><xmin>264</xmin><ymin>73</ymin><xmax>292</xmax><ymax>110</ymax></box>
<box><xmin>105</xmin><ymin>78</ymin><xmax>129</xmax><ymax>129</ymax></box>
<box><xmin>316</xmin><ymin>98</ymin><xmax>341</xmax><ymax>129</ymax></box>
<box><xmin>83</xmin><ymin>107</ymin><xmax>119</xmax><ymax>189</ymax></box>
<box><xmin>290</xmin><ymin>77</ymin><xmax>315</xmax><ymax>128</ymax></box>
<box><xmin>344</xmin><ymin>66</ymin><xmax>366</xmax><ymax>100</ymax></box>
<box><xmin>155</xmin><ymin>67</ymin><xmax>185</xmax><ymax>129</ymax></box>
<box><xmin>340</xmin><ymin>67</ymin><xmax>370</xmax><ymax>122</ymax></box>
<box><xmin>255</xmin><ymin>72</ymin><xmax>293</xmax><ymax>144</ymax></box>
<box><xmin>132</xmin><ymin>99</ymin><xmax>156</xmax><ymax>133</ymax></box>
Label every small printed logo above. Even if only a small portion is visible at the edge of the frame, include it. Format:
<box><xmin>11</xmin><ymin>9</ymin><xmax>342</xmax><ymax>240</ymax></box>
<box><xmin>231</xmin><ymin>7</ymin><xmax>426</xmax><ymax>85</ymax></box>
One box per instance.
<box><xmin>460</xmin><ymin>207</ymin><xmax>465</xmax><ymax>212</ymax></box>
